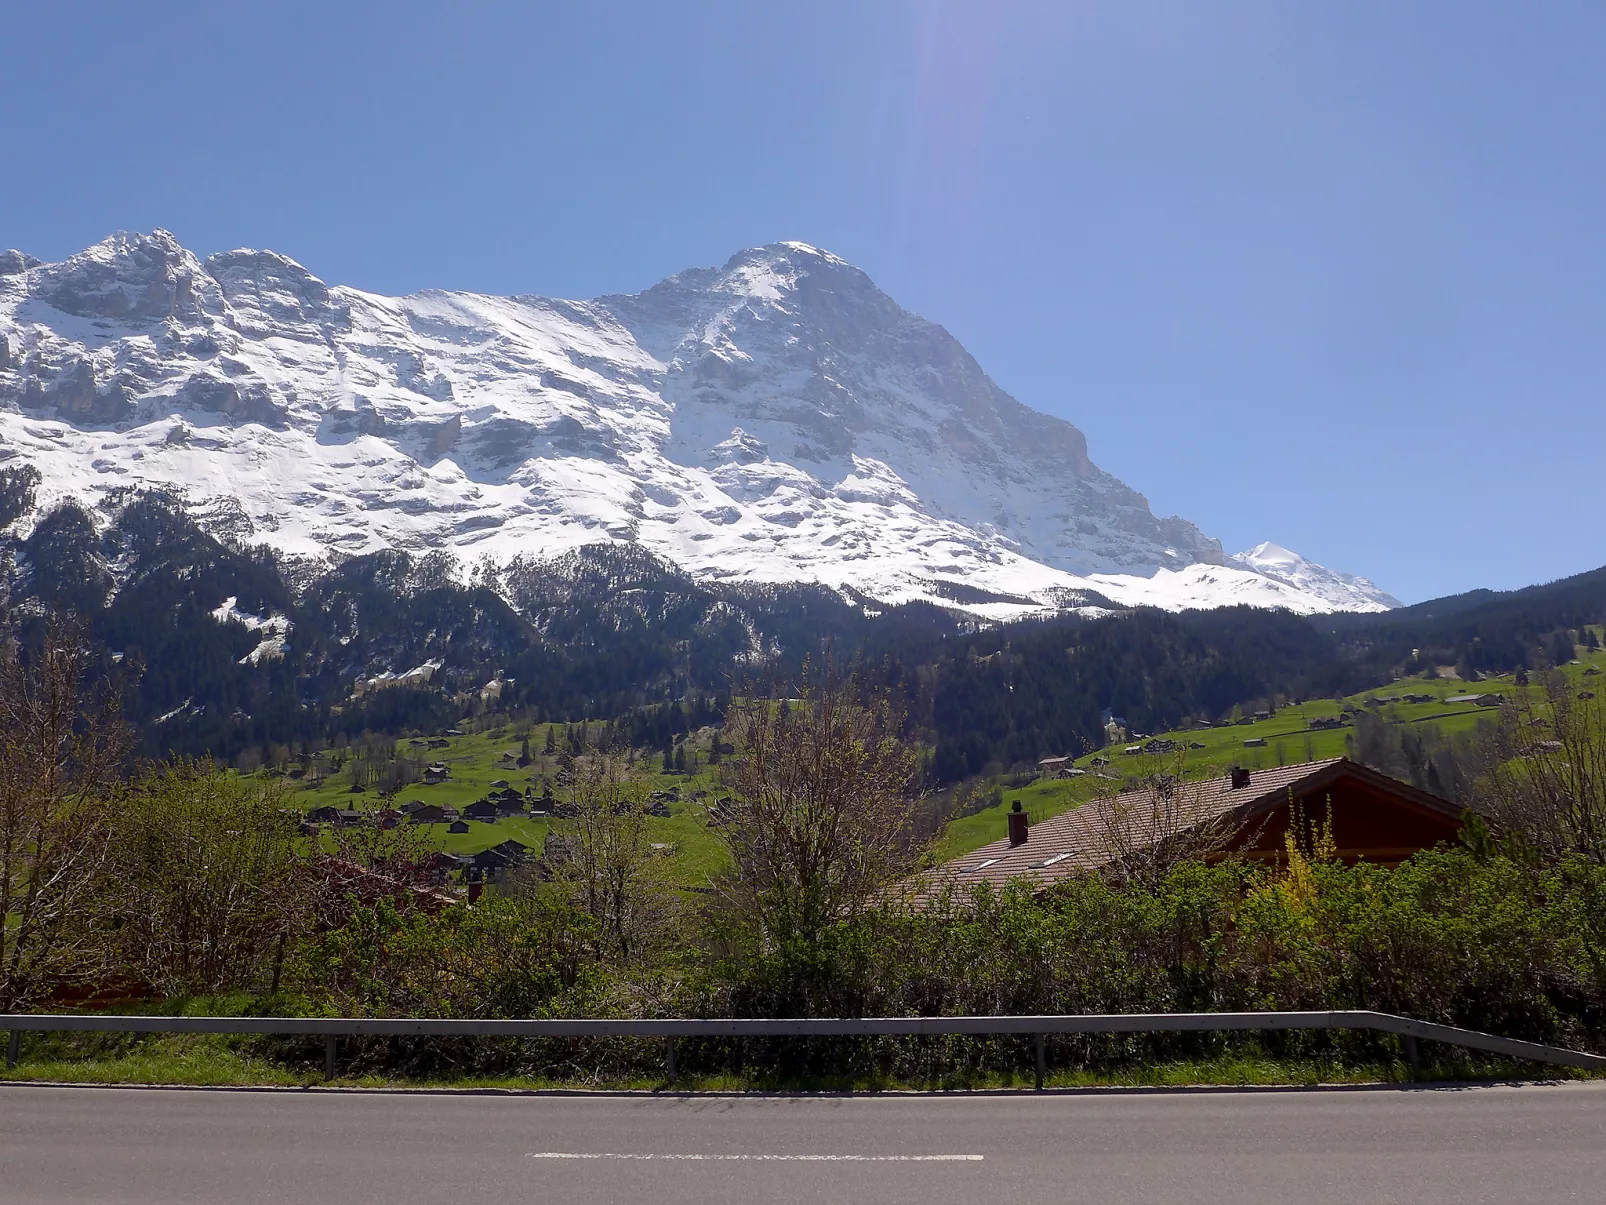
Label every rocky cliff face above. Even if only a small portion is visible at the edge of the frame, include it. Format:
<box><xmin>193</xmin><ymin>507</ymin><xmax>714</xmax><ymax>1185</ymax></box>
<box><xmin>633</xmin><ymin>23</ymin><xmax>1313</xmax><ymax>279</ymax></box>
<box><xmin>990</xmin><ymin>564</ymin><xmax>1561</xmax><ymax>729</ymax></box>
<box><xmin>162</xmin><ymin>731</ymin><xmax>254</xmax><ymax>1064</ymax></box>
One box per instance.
<box><xmin>0</xmin><ymin>230</ymin><xmax>1390</xmax><ymax>615</ymax></box>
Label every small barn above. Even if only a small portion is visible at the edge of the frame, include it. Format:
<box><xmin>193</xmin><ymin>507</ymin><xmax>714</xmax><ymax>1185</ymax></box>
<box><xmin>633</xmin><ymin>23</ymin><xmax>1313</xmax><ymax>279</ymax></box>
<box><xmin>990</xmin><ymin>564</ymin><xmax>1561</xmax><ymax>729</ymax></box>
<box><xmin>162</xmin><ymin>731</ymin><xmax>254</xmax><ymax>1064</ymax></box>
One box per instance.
<box><xmin>913</xmin><ymin>759</ymin><xmax>1468</xmax><ymax>901</ymax></box>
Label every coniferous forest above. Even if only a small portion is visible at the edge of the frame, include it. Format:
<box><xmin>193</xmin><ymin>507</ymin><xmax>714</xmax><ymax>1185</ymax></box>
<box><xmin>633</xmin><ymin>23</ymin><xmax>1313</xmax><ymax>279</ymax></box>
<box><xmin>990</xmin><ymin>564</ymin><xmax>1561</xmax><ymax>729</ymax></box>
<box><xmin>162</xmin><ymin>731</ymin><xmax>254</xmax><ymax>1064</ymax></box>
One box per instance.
<box><xmin>3</xmin><ymin>481</ymin><xmax>1602</xmax><ymax>780</ymax></box>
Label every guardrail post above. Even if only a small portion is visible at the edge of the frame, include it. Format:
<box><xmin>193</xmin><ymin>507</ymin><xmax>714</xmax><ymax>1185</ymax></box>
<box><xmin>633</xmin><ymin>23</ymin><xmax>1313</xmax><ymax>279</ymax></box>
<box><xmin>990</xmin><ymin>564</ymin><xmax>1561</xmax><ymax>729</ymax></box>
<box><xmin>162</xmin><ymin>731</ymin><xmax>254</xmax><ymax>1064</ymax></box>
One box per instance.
<box><xmin>665</xmin><ymin>1036</ymin><xmax>676</xmax><ymax>1086</ymax></box>
<box><xmin>1403</xmin><ymin>1035</ymin><xmax>1421</xmax><ymax>1078</ymax></box>
<box><xmin>1033</xmin><ymin>1034</ymin><xmax>1046</xmax><ymax>1091</ymax></box>
<box><xmin>6</xmin><ymin>1029</ymin><xmax>18</xmax><ymax>1069</ymax></box>
<box><xmin>325</xmin><ymin>1035</ymin><xmax>337</xmax><ymax>1082</ymax></box>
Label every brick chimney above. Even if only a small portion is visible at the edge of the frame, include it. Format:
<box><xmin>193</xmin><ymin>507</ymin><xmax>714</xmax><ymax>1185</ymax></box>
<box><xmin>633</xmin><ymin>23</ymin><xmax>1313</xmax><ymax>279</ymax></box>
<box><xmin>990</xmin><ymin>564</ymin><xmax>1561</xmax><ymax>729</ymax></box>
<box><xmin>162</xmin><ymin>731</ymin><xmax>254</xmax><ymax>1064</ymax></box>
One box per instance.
<box><xmin>1007</xmin><ymin>800</ymin><xmax>1028</xmax><ymax>846</ymax></box>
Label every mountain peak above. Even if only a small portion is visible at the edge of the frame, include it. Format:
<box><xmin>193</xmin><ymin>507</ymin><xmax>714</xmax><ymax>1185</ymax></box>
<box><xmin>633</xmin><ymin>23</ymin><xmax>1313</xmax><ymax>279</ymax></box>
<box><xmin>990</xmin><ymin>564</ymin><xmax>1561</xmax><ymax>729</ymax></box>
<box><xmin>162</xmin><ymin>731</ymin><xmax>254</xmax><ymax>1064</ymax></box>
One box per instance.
<box><xmin>31</xmin><ymin>228</ymin><xmax>210</xmax><ymax>323</ymax></box>
<box><xmin>0</xmin><ymin>232</ymin><xmax>1388</xmax><ymax>616</ymax></box>
<box><xmin>1232</xmin><ymin>542</ymin><xmax>1400</xmax><ymax>612</ymax></box>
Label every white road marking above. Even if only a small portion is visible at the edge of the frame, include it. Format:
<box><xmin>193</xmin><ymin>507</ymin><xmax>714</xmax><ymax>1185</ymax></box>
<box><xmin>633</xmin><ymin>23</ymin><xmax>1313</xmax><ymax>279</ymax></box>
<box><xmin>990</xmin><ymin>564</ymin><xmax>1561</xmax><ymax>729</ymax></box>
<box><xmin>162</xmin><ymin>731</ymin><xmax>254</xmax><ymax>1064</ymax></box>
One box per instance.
<box><xmin>527</xmin><ymin>1152</ymin><xmax>983</xmax><ymax>1162</ymax></box>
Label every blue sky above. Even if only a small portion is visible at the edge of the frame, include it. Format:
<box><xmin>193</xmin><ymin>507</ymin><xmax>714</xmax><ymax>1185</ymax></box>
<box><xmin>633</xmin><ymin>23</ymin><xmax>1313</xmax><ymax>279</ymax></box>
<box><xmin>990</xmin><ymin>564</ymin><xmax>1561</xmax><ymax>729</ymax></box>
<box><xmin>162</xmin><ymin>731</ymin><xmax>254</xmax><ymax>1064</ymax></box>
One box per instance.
<box><xmin>1</xmin><ymin>1</ymin><xmax>1601</xmax><ymax>603</ymax></box>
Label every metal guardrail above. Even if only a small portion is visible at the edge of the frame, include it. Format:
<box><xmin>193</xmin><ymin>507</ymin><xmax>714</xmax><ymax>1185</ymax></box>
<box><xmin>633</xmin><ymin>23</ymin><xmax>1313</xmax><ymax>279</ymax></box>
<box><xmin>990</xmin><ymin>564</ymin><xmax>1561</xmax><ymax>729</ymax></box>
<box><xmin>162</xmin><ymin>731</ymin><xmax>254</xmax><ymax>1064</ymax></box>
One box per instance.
<box><xmin>4</xmin><ymin>1010</ymin><xmax>1603</xmax><ymax>1086</ymax></box>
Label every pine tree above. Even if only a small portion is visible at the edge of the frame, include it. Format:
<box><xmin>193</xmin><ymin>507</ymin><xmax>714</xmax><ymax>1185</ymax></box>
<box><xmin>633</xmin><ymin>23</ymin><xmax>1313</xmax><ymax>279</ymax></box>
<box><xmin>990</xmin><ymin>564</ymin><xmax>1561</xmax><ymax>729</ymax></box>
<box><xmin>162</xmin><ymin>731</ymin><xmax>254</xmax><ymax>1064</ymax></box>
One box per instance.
<box><xmin>661</xmin><ymin>744</ymin><xmax>673</xmax><ymax>773</ymax></box>
<box><xmin>544</xmin><ymin>726</ymin><xmax>556</xmax><ymax>756</ymax></box>
<box><xmin>673</xmin><ymin>745</ymin><xmax>686</xmax><ymax>774</ymax></box>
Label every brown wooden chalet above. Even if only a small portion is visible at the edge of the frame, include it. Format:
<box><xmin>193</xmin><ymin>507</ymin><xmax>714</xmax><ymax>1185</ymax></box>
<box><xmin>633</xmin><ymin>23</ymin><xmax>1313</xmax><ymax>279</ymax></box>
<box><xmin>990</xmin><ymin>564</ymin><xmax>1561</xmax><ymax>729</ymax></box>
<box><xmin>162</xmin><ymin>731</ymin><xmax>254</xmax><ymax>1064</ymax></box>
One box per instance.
<box><xmin>913</xmin><ymin>758</ymin><xmax>1467</xmax><ymax>901</ymax></box>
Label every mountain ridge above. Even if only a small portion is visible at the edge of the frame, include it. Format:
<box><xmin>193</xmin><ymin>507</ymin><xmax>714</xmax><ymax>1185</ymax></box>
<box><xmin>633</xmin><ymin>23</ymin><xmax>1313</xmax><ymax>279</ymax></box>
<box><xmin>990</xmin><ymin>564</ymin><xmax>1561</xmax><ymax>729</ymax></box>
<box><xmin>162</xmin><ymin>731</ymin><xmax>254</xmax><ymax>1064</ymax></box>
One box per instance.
<box><xmin>0</xmin><ymin>230</ymin><xmax>1394</xmax><ymax>615</ymax></box>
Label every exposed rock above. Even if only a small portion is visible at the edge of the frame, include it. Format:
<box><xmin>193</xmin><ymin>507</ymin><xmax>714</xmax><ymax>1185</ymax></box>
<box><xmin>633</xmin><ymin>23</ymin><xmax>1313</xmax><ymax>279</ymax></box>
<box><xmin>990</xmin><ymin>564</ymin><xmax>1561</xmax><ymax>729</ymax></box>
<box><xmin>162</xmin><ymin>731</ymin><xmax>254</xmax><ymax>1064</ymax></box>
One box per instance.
<box><xmin>205</xmin><ymin>248</ymin><xmax>349</xmax><ymax>339</ymax></box>
<box><xmin>32</xmin><ymin>230</ymin><xmax>210</xmax><ymax>323</ymax></box>
<box><xmin>428</xmin><ymin>413</ymin><xmax>461</xmax><ymax>457</ymax></box>
<box><xmin>179</xmin><ymin>372</ymin><xmax>288</xmax><ymax>428</ymax></box>
<box><xmin>22</xmin><ymin>357</ymin><xmax>132</xmax><ymax>424</ymax></box>
<box><xmin>0</xmin><ymin>250</ymin><xmax>39</xmax><ymax>277</ymax></box>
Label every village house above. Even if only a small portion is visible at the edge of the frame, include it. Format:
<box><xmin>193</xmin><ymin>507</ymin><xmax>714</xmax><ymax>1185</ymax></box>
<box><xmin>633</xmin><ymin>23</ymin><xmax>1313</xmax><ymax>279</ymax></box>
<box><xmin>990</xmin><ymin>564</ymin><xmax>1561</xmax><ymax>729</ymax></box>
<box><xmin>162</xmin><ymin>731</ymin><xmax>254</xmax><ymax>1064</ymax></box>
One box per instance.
<box><xmin>423</xmin><ymin>851</ymin><xmax>469</xmax><ymax>886</ymax></box>
<box><xmin>408</xmin><ymin>804</ymin><xmax>459</xmax><ymax>824</ymax></box>
<box><xmin>463</xmin><ymin>800</ymin><xmax>500</xmax><ymax>822</ymax></box>
<box><xmin>910</xmin><ymin>759</ymin><xmax>1469</xmax><ymax>903</ymax></box>
<box><xmin>466</xmin><ymin>839</ymin><xmax>533</xmax><ymax>879</ymax></box>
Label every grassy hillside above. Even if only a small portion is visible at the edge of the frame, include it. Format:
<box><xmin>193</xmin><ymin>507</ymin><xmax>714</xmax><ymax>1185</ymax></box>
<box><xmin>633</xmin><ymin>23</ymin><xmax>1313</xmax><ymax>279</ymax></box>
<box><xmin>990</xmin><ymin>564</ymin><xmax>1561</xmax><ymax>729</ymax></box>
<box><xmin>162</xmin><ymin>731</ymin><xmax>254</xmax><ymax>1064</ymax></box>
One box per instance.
<box><xmin>935</xmin><ymin>630</ymin><xmax>1606</xmax><ymax>863</ymax></box>
<box><xmin>292</xmin><ymin>721</ymin><xmax>732</xmax><ymax>885</ymax></box>
<box><xmin>288</xmin><ymin>631</ymin><xmax>1606</xmax><ymax>879</ymax></box>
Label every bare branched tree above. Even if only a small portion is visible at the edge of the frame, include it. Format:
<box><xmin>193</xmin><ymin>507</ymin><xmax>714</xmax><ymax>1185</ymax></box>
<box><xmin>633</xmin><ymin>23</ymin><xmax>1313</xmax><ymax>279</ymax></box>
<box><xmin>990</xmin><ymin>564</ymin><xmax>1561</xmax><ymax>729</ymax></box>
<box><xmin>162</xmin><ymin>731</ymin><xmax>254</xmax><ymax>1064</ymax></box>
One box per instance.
<box><xmin>554</xmin><ymin>753</ymin><xmax>675</xmax><ymax>962</ymax></box>
<box><xmin>0</xmin><ymin>617</ymin><xmax>132</xmax><ymax>1008</ymax></box>
<box><xmin>716</xmin><ymin>663</ymin><xmax>926</xmax><ymax>942</ymax></box>
<box><xmin>1474</xmin><ymin>668</ymin><xmax>1606</xmax><ymax>864</ymax></box>
<box><xmin>1093</xmin><ymin>752</ymin><xmax>1248</xmax><ymax>891</ymax></box>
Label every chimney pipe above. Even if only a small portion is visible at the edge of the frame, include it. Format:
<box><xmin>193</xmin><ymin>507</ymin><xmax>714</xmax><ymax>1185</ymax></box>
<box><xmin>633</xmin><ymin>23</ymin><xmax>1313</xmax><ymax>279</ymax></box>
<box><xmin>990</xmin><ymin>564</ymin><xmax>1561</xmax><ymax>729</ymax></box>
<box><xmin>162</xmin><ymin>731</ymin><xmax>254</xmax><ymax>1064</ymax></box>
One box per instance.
<box><xmin>1007</xmin><ymin>800</ymin><xmax>1028</xmax><ymax>846</ymax></box>
<box><xmin>1230</xmin><ymin>766</ymin><xmax>1251</xmax><ymax>790</ymax></box>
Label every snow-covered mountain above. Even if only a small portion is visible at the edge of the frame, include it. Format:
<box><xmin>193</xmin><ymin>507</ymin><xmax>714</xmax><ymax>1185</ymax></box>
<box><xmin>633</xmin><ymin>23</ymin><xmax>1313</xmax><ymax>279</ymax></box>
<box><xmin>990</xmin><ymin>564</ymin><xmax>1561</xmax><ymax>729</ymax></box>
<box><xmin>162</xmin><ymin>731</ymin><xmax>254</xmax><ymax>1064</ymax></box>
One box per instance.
<box><xmin>1230</xmin><ymin>541</ymin><xmax>1402</xmax><ymax>612</ymax></box>
<box><xmin>0</xmin><ymin>231</ymin><xmax>1394</xmax><ymax>616</ymax></box>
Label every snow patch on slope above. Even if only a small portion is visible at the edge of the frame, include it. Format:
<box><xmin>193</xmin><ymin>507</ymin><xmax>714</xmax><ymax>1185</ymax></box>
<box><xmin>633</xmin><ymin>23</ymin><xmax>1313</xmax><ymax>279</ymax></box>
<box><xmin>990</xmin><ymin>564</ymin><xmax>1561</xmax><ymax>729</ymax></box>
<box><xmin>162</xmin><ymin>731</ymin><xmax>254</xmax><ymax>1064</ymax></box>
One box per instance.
<box><xmin>210</xmin><ymin>596</ymin><xmax>291</xmax><ymax>663</ymax></box>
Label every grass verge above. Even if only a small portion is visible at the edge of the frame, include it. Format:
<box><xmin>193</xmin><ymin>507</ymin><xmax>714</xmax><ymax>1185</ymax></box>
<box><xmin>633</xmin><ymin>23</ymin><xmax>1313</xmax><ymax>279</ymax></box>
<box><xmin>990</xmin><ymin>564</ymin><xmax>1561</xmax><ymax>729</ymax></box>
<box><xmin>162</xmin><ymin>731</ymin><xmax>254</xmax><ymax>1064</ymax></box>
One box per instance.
<box><xmin>3</xmin><ymin>1032</ymin><xmax>1594</xmax><ymax>1093</ymax></box>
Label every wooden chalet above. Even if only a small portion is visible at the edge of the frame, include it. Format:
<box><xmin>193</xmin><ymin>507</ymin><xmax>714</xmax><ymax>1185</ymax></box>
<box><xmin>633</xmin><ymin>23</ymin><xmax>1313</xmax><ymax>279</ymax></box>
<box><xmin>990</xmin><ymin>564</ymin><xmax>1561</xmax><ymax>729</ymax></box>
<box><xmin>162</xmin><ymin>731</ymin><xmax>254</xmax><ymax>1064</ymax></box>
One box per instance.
<box><xmin>912</xmin><ymin>758</ymin><xmax>1468</xmax><ymax>902</ymax></box>
<box><xmin>408</xmin><ymin>804</ymin><xmax>457</xmax><ymax>824</ymax></box>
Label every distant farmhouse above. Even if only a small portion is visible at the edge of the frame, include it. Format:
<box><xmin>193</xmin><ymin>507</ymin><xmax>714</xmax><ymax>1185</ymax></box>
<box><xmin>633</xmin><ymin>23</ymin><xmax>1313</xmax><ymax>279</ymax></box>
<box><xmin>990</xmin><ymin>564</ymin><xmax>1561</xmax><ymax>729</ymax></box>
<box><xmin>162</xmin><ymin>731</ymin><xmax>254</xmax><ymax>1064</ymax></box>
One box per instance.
<box><xmin>911</xmin><ymin>759</ymin><xmax>1468</xmax><ymax>902</ymax></box>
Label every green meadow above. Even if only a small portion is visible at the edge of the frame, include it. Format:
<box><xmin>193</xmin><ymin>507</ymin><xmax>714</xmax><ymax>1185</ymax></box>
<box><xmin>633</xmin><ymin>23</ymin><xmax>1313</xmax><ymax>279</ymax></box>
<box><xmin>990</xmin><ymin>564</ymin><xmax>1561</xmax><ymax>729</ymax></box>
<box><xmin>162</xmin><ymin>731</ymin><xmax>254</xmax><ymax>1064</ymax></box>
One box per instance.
<box><xmin>936</xmin><ymin>631</ymin><xmax>1606</xmax><ymax>862</ymax></box>
<box><xmin>293</xmin><ymin>721</ymin><xmax>732</xmax><ymax>885</ymax></box>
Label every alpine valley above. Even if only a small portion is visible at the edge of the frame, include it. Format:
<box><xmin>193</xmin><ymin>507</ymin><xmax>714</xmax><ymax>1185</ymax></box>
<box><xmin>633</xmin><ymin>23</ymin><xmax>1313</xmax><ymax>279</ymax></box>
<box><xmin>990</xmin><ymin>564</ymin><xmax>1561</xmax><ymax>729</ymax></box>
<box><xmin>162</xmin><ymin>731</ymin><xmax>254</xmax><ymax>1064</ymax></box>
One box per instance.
<box><xmin>0</xmin><ymin>231</ymin><xmax>1398</xmax><ymax>618</ymax></box>
<box><xmin>1</xmin><ymin>232</ymin><xmax>1600</xmax><ymax>773</ymax></box>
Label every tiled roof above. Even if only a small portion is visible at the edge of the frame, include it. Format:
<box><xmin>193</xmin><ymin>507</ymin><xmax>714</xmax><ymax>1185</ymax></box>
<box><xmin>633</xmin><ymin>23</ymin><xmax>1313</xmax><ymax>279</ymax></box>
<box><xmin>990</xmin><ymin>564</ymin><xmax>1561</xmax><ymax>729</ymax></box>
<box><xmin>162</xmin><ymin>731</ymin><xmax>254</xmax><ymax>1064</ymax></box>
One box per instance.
<box><xmin>907</xmin><ymin>758</ymin><xmax>1436</xmax><ymax>902</ymax></box>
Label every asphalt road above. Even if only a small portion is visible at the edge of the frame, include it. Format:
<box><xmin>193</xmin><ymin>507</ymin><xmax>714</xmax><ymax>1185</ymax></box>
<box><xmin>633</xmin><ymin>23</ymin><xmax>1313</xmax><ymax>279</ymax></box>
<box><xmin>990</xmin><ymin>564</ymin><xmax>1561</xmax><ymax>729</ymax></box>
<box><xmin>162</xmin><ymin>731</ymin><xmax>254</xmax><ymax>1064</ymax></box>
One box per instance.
<box><xmin>2</xmin><ymin>1081</ymin><xmax>1603</xmax><ymax>1204</ymax></box>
